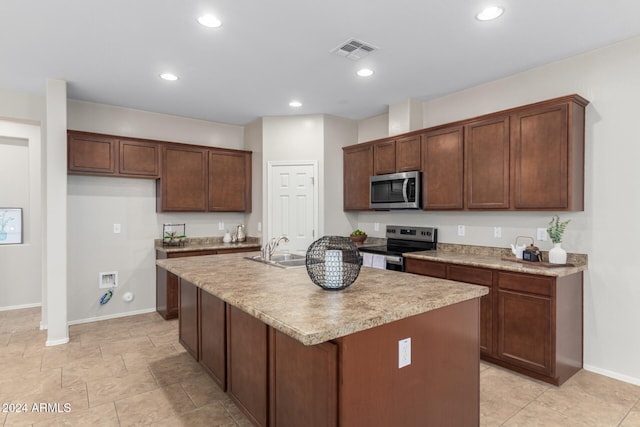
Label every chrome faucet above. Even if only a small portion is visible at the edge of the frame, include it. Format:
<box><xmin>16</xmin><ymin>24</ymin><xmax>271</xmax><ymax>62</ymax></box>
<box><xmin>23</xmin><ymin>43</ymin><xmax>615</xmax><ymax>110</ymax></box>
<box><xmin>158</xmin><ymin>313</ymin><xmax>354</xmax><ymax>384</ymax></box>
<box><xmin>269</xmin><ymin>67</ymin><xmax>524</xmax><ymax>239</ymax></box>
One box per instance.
<box><xmin>261</xmin><ymin>235</ymin><xmax>289</xmax><ymax>261</ymax></box>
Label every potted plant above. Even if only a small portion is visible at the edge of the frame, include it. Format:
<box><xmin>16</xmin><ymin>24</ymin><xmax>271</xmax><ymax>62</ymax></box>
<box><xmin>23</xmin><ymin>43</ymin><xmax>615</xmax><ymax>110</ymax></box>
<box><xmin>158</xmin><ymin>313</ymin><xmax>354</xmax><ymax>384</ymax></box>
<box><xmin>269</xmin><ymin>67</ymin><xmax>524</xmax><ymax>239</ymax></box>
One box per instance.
<box><xmin>546</xmin><ymin>215</ymin><xmax>570</xmax><ymax>264</ymax></box>
<box><xmin>349</xmin><ymin>229</ymin><xmax>367</xmax><ymax>245</ymax></box>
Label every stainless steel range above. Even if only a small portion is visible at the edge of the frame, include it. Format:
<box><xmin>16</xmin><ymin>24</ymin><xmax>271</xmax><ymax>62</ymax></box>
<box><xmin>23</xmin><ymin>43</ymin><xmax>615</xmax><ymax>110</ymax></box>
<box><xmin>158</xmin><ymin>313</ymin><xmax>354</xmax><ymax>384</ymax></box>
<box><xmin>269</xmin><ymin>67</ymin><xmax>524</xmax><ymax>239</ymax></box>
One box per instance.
<box><xmin>359</xmin><ymin>225</ymin><xmax>437</xmax><ymax>271</ymax></box>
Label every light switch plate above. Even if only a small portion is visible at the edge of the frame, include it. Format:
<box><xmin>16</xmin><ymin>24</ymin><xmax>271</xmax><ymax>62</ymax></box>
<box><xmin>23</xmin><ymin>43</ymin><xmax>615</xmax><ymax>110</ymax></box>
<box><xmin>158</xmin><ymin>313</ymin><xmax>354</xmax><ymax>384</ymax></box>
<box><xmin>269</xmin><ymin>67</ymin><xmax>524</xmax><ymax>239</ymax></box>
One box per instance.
<box><xmin>494</xmin><ymin>226</ymin><xmax>502</xmax><ymax>238</ymax></box>
<box><xmin>113</xmin><ymin>224</ymin><xmax>121</xmax><ymax>234</ymax></box>
<box><xmin>457</xmin><ymin>225</ymin><xmax>465</xmax><ymax>236</ymax></box>
<box><xmin>537</xmin><ymin>228</ymin><xmax>548</xmax><ymax>241</ymax></box>
<box><xmin>398</xmin><ymin>337</ymin><xmax>411</xmax><ymax>368</ymax></box>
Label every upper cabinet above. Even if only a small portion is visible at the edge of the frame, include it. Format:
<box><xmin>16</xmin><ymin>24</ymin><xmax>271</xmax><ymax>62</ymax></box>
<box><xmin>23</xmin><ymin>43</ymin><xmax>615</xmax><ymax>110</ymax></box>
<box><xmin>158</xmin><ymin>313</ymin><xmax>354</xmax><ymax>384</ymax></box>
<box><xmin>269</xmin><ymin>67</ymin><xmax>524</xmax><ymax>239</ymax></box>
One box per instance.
<box><xmin>68</xmin><ymin>131</ymin><xmax>159</xmax><ymax>178</ymax></box>
<box><xmin>343</xmin><ymin>144</ymin><xmax>373</xmax><ymax>211</ymax></box>
<box><xmin>208</xmin><ymin>149</ymin><xmax>252</xmax><ymax>212</ymax></box>
<box><xmin>342</xmin><ymin>94</ymin><xmax>588</xmax><ymax>211</ymax></box>
<box><xmin>465</xmin><ymin>116</ymin><xmax>511</xmax><ymax>209</ymax></box>
<box><xmin>511</xmin><ymin>97</ymin><xmax>586</xmax><ymax>210</ymax></box>
<box><xmin>158</xmin><ymin>144</ymin><xmax>209</xmax><ymax>212</ymax></box>
<box><xmin>68</xmin><ymin>130</ymin><xmax>252</xmax><ymax>213</ymax></box>
<box><xmin>421</xmin><ymin>126</ymin><xmax>464</xmax><ymax>210</ymax></box>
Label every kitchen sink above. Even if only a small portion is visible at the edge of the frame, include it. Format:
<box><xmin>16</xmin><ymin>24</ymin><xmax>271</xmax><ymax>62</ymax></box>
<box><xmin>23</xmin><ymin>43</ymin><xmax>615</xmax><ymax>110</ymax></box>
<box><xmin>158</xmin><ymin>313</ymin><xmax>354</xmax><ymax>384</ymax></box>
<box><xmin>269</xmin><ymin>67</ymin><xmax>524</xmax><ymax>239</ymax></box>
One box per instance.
<box><xmin>245</xmin><ymin>253</ymin><xmax>307</xmax><ymax>269</ymax></box>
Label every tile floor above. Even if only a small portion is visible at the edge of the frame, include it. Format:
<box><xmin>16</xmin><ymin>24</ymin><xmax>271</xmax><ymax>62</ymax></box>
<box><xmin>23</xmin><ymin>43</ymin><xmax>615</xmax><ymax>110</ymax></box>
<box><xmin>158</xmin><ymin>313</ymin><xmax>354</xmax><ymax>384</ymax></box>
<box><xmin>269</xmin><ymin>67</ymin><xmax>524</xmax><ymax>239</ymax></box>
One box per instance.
<box><xmin>1</xmin><ymin>307</ymin><xmax>639</xmax><ymax>426</ymax></box>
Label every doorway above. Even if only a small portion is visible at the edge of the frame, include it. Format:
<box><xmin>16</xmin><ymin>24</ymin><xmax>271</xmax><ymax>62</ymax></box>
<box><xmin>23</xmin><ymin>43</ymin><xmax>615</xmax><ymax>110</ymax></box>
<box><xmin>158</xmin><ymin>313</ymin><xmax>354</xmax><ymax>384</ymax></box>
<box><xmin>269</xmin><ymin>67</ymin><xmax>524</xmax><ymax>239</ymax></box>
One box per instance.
<box><xmin>267</xmin><ymin>161</ymin><xmax>318</xmax><ymax>254</ymax></box>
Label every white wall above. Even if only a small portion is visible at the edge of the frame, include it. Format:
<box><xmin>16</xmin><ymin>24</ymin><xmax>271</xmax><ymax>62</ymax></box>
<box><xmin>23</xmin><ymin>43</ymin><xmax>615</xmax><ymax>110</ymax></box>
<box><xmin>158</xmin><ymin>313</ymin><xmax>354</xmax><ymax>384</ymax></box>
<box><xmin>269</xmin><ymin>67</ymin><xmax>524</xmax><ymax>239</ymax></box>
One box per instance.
<box><xmin>357</xmin><ymin>113</ymin><xmax>388</xmax><ymax>143</ymax></box>
<box><xmin>357</xmin><ymin>35</ymin><xmax>640</xmax><ymax>385</ymax></box>
<box><xmin>244</xmin><ymin>118</ymin><xmax>264</xmax><ymax>240</ymax></box>
<box><xmin>66</xmin><ymin>101</ymin><xmax>246</xmax><ymax>323</ymax></box>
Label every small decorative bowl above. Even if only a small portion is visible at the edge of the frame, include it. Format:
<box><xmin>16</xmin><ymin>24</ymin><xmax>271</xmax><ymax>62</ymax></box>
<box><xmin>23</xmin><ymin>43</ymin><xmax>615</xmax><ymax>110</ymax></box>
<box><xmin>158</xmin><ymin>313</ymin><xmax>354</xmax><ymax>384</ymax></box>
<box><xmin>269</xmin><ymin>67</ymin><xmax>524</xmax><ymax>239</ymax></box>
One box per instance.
<box><xmin>349</xmin><ymin>234</ymin><xmax>367</xmax><ymax>245</ymax></box>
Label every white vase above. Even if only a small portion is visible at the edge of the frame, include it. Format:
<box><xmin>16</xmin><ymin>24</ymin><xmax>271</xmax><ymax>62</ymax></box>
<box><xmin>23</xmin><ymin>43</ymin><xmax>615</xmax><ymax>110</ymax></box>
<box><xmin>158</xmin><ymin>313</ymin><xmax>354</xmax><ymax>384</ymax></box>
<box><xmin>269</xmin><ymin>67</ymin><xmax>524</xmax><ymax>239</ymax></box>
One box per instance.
<box><xmin>548</xmin><ymin>243</ymin><xmax>567</xmax><ymax>264</ymax></box>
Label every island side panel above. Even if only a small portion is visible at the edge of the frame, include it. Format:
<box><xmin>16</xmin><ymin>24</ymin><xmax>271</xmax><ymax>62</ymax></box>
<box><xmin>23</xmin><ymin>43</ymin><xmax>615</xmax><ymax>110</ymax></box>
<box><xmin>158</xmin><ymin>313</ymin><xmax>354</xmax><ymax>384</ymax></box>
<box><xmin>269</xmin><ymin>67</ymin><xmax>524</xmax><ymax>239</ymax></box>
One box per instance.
<box><xmin>336</xmin><ymin>298</ymin><xmax>480</xmax><ymax>427</ymax></box>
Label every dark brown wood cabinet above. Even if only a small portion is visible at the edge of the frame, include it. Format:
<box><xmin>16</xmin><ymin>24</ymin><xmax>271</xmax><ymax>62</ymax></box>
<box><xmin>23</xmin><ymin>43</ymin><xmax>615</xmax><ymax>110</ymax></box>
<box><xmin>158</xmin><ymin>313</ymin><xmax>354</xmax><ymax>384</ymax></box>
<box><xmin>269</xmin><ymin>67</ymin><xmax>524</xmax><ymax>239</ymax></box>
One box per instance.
<box><xmin>208</xmin><ymin>149</ymin><xmax>252</xmax><ymax>212</ymax></box>
<box><xmin>158</xmin><ymin>144</ymin><xmax>208</xmax><ymax>212</ymax></box>
<box><xmin>269</xmin><ymin>330</ymin><xmax>338</xmax><ymax>427</ymax></box>
<box><xmin>118</xmin><ymin>138</ymin><xmax>160</xmax><ymax>177</ymax></box>
<box><xmin>511</xmin><ymin>96</ymin><xmax>587</xmax><ymax>210</ymax></box>
<box><xmin>465</xmin><ymin>115</ymin><xmax>511</xmax><ymax>209</ymax></box>
<box><xmin>373</xmin><ymin>140</ymin><xmax>396</xmax><ymax>175</ymax></box>
<box><xmin>179</xmin><ymin>278</ymin><xmax>199</xmax><ymax>359</ymax></box>
<box><xmin>343</xmin><ymin>144</ymin><xmax>373</xmax><ymax>211</ymax></box>
<box><xmin>227</xmin><ymin>305</ymin><xmax>269</xmax><ymax>427</ymax></box>
<box><xmin>68</xmin><ymin>131</ymin><xmax>117</xmax><ymax>175</ymax></box>
<box><xmin>405</xmin><ymin>257</ymin><xmax>583</xmax><ymax>385</ymax></box>
<box><xmin>395</xmin><ymin>134</ymin><xmax>422</xmax><ymax>172</ymax></box>
<box><xmin>199</xmin><ymin>289</ymin><xmax>227</xmax><ymax>389</ymax></box>
<box><xmin>421</xmin><ymin>126</ymin><xmax>464</xmax><ymax>209</ymax></box>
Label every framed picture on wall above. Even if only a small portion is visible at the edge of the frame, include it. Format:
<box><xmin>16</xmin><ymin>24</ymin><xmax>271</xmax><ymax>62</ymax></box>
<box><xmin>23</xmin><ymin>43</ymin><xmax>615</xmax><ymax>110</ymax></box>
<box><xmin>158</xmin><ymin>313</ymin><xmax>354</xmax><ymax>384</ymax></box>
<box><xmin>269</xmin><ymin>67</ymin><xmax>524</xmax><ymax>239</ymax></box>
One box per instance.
<box><xmin>0</xmin><ymin>208</ymin><xmax>22</xmax><ymax>244</ymax></box>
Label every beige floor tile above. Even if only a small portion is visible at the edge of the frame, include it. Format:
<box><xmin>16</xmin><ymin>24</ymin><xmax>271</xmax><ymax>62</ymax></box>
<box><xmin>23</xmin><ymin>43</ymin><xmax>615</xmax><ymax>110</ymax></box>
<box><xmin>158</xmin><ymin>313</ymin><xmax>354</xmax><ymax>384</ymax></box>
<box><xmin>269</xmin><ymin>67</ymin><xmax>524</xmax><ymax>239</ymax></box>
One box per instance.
<box><xmin>503</xmin><ymin>401</ymin><xmax>587</xmax><ymax>427</ymax></box>
<box><xmin>480</xmin><ymin>365</ymin><xmax>550</xmax><ymax>408</ymax></box>
<box><xmin>152</xmin><ymin>401</ymin><xmax>238</xmax><ymax>427</ymax></box>
<box><xmin>0</xmin><ymin>368</ymin><xmax>62</xmax><ymax>402</ymax></box>
<box><xmin>61</xmin><ymin>354</ymin><xmax>128</xmax><ymax>387</ymax></box>
<box><xmin>180</xmin><ymin>373</ymin><xmax>229</xmax><ymax>407</ymax></box>
<box><xmin>620</xmin><ymin>405</ymin><xmax>640</xmax><ymax>427</ymax></box>
<box><xmin>480</xmin><ymin>397</ymin><xmax>522</xmax><ymax>426</ymax></box>
<box><xmin>114</xmin><ymin>383</ymin><xmax>195</xmax><ymax>427</ymax></box>
<box><xmin>32</xmin><ymin>402</ymin><xmax>120</xmax><ymax>427</ymax></box>
<box><xmin>121</xmin><ymin>342</ymin><xmax>184</xmax><ymax>371</ymax></box>
<box><xmin>99</xmin><ymin>335</ymin><xmax>155</xmax><ymax>358</ymax></box>
<box><xmin>86</xmin><ymin>368</ymin><xmax>158</xmax><ymax>407</ymax></box>
<box><xmin>148</xmin><ymin>352</ymin><xmax>206</xmax><ymax>387</ymax></box>
<box><xmin>4</xmin><ymin>382</ymin><xmax>89</xmax><ymax>426</ymax></box>
<box><xmin>41</xmin><ymin>341</ymin><xmax>102</xmax><ymax>369</ymax></box>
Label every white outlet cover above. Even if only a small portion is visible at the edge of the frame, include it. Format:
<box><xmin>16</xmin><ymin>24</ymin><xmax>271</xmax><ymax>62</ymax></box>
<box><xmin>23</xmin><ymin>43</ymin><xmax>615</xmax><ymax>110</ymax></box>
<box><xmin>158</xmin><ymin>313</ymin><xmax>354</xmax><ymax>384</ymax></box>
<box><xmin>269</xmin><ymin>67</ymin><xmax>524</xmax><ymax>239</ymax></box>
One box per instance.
<box><xmin>537</xmin><ymin>228</ymin><xmax>548</xmax><ymax>241</ymax></box>
<box><xmin>398</xmin><ymin>337</ymin><xmax>411</xmax><ymax>368</ymax></box>
<box><xmin>494</xmin><ymin>226</ymin><xmax>502</xmax><ymax>238</ymax></box>
<box><xmin>457</xmin><ymin>225</ymin><xmax>465</xmax><ymax>236</ymax></box>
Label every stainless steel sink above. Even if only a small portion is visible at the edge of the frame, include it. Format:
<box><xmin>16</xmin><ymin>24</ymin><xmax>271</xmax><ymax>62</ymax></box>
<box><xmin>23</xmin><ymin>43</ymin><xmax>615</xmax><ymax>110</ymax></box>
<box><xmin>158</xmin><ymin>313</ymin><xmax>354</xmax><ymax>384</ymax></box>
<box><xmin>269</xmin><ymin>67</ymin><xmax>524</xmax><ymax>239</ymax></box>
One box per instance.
<box><xmin>245</xmin><ymin>253</ymin><xmax>307</xmax><ymax>269</ymax></box>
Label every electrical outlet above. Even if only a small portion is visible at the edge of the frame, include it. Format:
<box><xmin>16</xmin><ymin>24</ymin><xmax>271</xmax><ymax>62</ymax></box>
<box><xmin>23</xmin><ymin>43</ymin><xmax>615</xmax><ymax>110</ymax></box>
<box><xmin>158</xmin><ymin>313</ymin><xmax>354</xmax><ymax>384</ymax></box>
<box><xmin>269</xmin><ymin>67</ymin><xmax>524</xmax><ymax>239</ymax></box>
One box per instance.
<box><xmin>113</xmin><ymin>224</ymin><xmax>121</xmax><ymax>234</ymax></box>
<box><xmin>258</xmin><ymin>222</ymin><xmax>262</xmax><ymax>232</ymax></box>
<box><xmin>494</xmin><ymin>226</ymin><xmax>502</xmax><ymax>238</ymax></box>
<box><xmin>374</xmin><ymin>222</ymin><xmax>380</xmax><ymax>232</ymax></box>
<box><xmin>537</xmin><ymin>227</ymin><xmax>548</xmax><ymax>241</ymax></box>
<box><xmin>457</xmin><ymin>225</ymin><xmax>465</xmax><ymax>236</ymax></box>
<box><xmin>218</xmin><ymin>221</ymin><xmax>224</xmax><ymax>231</ymax></box>
<box><xmin>398</xmin><ymin>338</ymin><xmax>411</xmax><ymax>368</ymax></box>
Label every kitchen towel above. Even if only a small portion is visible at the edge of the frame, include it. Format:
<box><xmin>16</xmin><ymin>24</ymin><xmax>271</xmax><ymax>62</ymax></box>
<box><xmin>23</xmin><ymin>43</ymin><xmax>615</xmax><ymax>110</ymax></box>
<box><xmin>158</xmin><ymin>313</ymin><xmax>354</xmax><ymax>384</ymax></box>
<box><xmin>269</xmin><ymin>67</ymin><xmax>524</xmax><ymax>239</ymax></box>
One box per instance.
<box><xmin>372</xmin><ymin>254</ymin><xmax>387</xmax><ymax>270</ymax></box>
<box><xmin>362</xmin><ymin>252</ymin><xmax>374</xmax><ymax>267</ymax></box>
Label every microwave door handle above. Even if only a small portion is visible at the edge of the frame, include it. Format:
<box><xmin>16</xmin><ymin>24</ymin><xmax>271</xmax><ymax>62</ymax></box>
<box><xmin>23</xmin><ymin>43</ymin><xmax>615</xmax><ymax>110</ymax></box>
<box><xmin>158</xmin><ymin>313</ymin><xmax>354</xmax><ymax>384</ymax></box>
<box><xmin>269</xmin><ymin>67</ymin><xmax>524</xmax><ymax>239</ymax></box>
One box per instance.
<box><xmin>402</xmin><ymin>178</ymin><xmax>409</xmax><ymax>202</ymax></box>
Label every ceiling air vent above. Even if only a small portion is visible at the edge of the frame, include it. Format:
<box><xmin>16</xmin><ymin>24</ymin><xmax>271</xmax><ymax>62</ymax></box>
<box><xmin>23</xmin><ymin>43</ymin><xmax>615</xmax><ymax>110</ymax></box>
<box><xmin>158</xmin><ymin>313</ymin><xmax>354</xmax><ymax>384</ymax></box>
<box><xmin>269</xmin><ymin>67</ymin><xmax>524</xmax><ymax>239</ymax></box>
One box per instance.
<box><xmin>331</xmin><ymin>38</ymin><xmax>378</xmax><ymax>60</ymax></box>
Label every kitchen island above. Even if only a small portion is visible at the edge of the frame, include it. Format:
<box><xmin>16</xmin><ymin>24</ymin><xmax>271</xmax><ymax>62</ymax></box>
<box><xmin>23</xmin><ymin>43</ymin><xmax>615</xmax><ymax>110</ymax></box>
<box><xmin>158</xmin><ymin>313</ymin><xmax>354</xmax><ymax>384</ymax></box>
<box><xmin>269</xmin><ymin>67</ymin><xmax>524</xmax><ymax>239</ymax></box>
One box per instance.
<box><xmin>157</xmin><ymin>252</ymin><xmax>488</xmax><ymax>427</ymax></box>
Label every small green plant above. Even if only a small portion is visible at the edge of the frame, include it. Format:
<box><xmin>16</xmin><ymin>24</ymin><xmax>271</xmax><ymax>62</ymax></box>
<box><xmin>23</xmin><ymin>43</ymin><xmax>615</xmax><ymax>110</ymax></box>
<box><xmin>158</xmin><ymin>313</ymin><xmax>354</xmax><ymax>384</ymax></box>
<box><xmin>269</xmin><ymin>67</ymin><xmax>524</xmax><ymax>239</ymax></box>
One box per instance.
<box><xmin>350</xmin><ymin>229</ymin><xmax>367</xmax><ymax>236</ymax></box>
<box><xmin>547</xmin><ymin>215</ymin><xmax>570</xmax><ymax>244</ymax></box>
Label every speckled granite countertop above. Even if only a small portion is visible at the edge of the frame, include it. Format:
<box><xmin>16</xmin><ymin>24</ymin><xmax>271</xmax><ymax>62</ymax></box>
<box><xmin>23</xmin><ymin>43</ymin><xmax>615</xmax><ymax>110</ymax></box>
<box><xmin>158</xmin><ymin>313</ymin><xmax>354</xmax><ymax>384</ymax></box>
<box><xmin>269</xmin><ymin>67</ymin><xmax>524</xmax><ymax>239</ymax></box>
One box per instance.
<box><xmin>156</xmin><ymin>251</ymin><xmax>488</xmax><ymax>346</ymax></box>
<box><xmin>404</xmin><ymin>243</ymin><xmax>588</xmax><ymax>277</ymax></box>
<box><xmin>155</xmin><ymin>236</ymin><xmax>261</xmax><ymax>254</ymax></box>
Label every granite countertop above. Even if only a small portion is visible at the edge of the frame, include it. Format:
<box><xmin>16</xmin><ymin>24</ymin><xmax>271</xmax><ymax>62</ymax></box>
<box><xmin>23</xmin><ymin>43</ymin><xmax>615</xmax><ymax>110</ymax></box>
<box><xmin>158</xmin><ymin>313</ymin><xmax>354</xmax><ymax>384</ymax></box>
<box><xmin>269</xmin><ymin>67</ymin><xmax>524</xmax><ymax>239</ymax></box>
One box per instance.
<box><xmin>155</xmin><ymin>236</ymin><xmax>261</xmax><ymax>254</ymax></box>
<box><xmin>156</xmin><ymin>251</ymin><xmax>488</xmax><ymax>346</ymax></box>
<box><xmin>404</xmin><ymin>243</ymin><xmax>588</xmax><ymax>277</ymax></box>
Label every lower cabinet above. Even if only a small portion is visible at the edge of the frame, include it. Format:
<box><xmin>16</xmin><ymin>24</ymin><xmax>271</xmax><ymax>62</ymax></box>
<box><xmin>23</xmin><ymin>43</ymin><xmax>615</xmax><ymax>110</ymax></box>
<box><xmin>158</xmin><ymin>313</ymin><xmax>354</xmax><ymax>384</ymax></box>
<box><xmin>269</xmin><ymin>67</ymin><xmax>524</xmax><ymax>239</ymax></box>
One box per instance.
<box><xmin>199</xmin><ymin>290</ymin><xmax>227</xmax><ymax>389</ymax></box>
<box><xmin>178</xmin><ymin>278</ymin><xmax>199</xmax><ymax>359</ymax></box>
<box><xmin>405</xmin><ymin>257</ymin><xmax>583</xmax><ymax>385</ymax></box>
<box><xmin>227</xmin><ymin>305</ymin><xmax>269</xmax><ymax>427</ymax></box>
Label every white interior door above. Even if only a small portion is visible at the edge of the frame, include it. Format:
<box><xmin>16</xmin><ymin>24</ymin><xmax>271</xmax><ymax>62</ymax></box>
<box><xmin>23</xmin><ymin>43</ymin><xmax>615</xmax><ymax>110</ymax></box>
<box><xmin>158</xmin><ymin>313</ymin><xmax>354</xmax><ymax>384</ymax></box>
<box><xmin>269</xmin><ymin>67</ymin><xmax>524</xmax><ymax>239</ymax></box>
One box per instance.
<box><xmin>268</xmin><ymin>162</ymin><xmax>317</xmax><ymax>254</ymax></box>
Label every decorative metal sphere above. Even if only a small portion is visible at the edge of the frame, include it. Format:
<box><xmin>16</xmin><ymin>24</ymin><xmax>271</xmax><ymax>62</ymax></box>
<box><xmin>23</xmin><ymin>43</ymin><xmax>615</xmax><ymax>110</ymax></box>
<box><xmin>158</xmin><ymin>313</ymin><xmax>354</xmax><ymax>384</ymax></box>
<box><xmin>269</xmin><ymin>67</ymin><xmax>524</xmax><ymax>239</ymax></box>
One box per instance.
<box><xmin>305</xmin><ymin>236</ymin><xmax>362</xmax><ymax>290</ymax></box>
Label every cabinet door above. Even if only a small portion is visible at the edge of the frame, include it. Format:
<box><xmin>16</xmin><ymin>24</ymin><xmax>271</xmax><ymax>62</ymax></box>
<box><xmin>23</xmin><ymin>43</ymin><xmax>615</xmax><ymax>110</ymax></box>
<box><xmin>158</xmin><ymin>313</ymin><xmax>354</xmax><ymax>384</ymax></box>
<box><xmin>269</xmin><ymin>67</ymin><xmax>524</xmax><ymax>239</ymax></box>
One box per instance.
<box><xmin>511</xmin><ymin>102</ymin><xmax>571</xmax><ymax>209</ymax></box>
<box><xmin>497</xmin><ymin>272</ymin><xmax>552</xmax><ymax>375</ymax></box>
<box><xmin>208</xmin><ymin>149</ymin><xmax>251</xmax><ymax>212</ymax></box>
<box><xmin>448</xmin><ymin>265</ymin><xmax>493</xmax><ymax>356</ymax></box>
<box><xmin>395</xmin><ymin>135</ymin><xmax>421</xmax><ymax>172</ymax></box>
<box><xmin>373</xmin><ymin>140</ymin><xmax>396</xmax><ymax>175</ymax></box>
<box><xmin>118</xmin><ymin>139</ymin><xmax>160</xmax><ymax>177</ymax></box>
<box><xmin>404</xmin><ymin>258</ymin><xmax>447</xmax><ymax>278</ymax></box>
<box><xmin>465</xmin><ymin>116</ymin><xmax>510</xmax><ymax>209</ymax></box>
<box><xmin>68</xmin><ymin>131</ymin><xmax>117</xmax><ymax>174</ymax></box>
<box><xmin>159</xmin><ymin>144</ymin><xmax>208</xmax><ymax>212</ymax></box>
<box><xmin>421</xmin><ymin>127</ymin><xmax>464</xmax><ymax>210</ymax></box>
<box><xmin>270</xmin><ymin>330</ymin><xmax>337</xmax><ymax>427</ymax></box>
<box><xmin>179</xmin><ymin>278</ymin><xmax>199</xmax><ymax>359</ymax></box>
<box><xmin>199</xmin><ymin>290</ymin><xmax>226</xmax><ymax>389</ymax></box>
<box><xmin>343</xmin><ymin>144</ymin><xmax>373</xmax><ymax>211</ymax></box>
<box><xmin>227</xmin><ymin>305</ymin><xmax>269</xmax><ymax>427</ymax></box>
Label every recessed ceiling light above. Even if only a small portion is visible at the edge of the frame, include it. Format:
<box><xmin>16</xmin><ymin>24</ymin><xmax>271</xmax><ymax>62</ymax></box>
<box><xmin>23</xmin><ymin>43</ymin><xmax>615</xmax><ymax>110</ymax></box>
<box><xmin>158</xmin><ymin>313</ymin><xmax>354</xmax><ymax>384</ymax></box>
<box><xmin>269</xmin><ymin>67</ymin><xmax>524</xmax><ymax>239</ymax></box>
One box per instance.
<box><xmin>476</xmin><ymin>6</ymin><xmax>504</xmax><ymax>21</ymax></box>
<box><xmin>289</xmin><ymin>101</ymin><xmax>302</xmax><ymax>107</ymax></box>
<box><xmin>198</xmin><ymin>14</ymin><xmax>222</xmax><ymax>28</ymax></box>
<box><xmin>357</xmin><ymin>68</ymin><xmax>374</xmax><ymax>77</ymax></box>
<box><xmin>160</xmin><ymin>73</ymin><xmax>179</xmax><ymax>81</ymax></box>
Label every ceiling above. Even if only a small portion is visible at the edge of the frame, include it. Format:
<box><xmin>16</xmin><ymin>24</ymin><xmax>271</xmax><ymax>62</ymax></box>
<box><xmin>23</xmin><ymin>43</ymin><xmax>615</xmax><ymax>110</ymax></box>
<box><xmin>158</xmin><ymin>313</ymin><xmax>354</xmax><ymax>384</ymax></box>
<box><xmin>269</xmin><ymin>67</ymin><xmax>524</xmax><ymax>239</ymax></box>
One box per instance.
<box><xmin>2</xmin><ymin>1</ymin><xmax>640</xmax><ymax>126</ymax></box>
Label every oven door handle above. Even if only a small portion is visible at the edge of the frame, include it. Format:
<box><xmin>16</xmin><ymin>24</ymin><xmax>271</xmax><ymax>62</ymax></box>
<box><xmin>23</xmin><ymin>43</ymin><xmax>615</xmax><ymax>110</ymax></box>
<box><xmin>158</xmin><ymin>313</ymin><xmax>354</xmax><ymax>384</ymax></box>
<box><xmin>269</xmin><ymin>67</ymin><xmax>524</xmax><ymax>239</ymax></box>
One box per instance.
<box><xmin>385</xmin><ymin>255</ymin><xmax>403</xmax><ymax>265</ymax></box>
<box><xmin>402</xmin><ymin>179</ymin><xmax>409</xmax><ymax>203</ymax></box>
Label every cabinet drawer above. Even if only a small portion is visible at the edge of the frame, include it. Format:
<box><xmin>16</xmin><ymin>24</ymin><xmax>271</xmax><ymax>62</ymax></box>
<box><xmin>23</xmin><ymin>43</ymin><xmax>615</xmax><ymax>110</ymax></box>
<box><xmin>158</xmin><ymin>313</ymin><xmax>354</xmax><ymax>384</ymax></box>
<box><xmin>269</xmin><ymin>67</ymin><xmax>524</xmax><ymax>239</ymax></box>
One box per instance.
<box><xmin>498</xmin><ymin>272</ymin><xmax>552</xmax><ymax>296</ymax></box>
<box><xmin>405</xmin><ymin>258</ymin><xmax>447</xmax><ymax>278</ymax></box>
<box><xmin>448</xmin><ymin>265</ymin><xmax>493</xmax><ymax>286</ymax></box>
<box><xmin>167</xmin><ymin>250</ymin><xmax>218</xmax><ymax>258</ymax></box>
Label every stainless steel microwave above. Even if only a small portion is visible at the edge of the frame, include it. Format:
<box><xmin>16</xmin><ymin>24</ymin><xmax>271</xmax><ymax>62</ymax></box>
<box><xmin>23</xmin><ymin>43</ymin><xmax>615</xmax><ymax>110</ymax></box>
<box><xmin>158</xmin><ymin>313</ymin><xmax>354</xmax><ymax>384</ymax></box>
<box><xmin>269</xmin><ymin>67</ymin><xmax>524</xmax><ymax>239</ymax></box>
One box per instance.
<box><xmin>370</xmin><ymin>171</ymin><xmax>421</xmax><ymax>210</ymax></box>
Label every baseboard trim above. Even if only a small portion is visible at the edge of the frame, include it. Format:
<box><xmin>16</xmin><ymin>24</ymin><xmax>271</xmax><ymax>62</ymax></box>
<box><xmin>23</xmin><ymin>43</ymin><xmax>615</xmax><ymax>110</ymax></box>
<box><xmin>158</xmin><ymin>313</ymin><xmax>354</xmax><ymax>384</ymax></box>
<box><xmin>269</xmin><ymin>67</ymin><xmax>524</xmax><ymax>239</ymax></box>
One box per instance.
<box><xmin>583</xmin><ymin>364</ymin><xmax>640</xmax><ymax>386</ymax></box>
<box><xmin>67</xmin><ymin>307</ymin><xmax>157</xmax><ymax>326</ymax></box>
<box><xmin>46</xmin><ymin>337</ymin><xmax>70</xmax><ymax>347</ymax></box>
<box><xmin>0</xmin><ymin>302</ymin><xmax>41</xmax><ymax>312</ymax></box>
